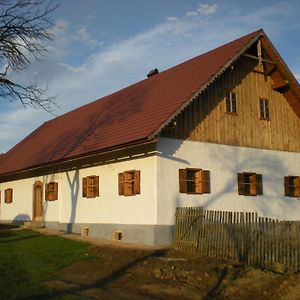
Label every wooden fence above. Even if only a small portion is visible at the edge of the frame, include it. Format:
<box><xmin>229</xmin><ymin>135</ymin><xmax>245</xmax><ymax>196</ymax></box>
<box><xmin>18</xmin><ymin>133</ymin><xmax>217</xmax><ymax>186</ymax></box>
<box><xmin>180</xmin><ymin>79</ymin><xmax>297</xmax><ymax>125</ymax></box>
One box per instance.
<box><xmin>174</xmin><ymin>207</ymin><xmax>300</xmax><ymax>272</ymax></box>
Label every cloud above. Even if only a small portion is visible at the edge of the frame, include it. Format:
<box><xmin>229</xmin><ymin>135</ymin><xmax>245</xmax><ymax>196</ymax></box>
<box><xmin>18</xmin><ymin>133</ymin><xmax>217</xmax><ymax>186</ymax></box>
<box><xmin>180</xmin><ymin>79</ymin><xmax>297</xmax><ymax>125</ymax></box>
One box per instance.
<box><xmin>197</xmin><ymin>4</ymin><xmax>218</xmax><ymax>15</ymax></box>
<box><xmin>186</xmin><ymin>3</ymin><xmax>218</xmax><ymax>17</ymax></box>
<box><xmin>166</xmin><ymin>16</ymin><xmax>179</xmax><ymax>22</ymax></box>
<box><xmin>75</xmin><ymin>27</ymin><xmax>103</xmax><ymax>48</ymax></box>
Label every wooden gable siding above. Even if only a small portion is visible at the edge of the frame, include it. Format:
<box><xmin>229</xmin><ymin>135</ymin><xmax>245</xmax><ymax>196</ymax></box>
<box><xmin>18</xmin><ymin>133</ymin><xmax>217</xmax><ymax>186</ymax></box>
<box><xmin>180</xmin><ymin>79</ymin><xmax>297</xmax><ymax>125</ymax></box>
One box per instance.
<box><xmin>161</xmin><ymin>57</ymin><xmax>300</xmax><ymax>152</ymax></box>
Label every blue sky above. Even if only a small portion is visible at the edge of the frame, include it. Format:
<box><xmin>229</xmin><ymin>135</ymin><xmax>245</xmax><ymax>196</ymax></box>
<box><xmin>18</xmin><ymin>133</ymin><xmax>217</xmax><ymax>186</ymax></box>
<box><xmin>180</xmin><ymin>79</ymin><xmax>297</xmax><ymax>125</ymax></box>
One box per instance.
<box><xmin>0</xmin><ymin>0</ymin><xmax>299</xmax><ymax>153</ymax></box>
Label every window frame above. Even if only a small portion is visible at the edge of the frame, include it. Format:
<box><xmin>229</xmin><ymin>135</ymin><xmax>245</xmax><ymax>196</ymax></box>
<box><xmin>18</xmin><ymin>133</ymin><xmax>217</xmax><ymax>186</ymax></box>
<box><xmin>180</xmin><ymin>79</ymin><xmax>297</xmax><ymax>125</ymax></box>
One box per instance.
<box><xmin>237</xmin><ymin>172</ymin><xmax>263</xmax><ymax>196</ymax></box>
<box><xmin>225</xmin><ymin>92</ymin><xmax>237</xmax><ymax>114</ymax></box>
<box><xmin>45</xmin><ymin>182</ymin><xmax>58</xmax><ymax>201</ymax></box>
<box><xmin>259</xmin><ymin>98</ymin><xmax>270</xmax><ymax>120</ymax></box>
<box><xmin>82</xmin><ymin>175</ymin><xmax>99</xmax><ymax>198</ymax></box>
<box><xmin>118</xmin><ymin>170</ymin><xmax>140</xmax><ymax>196</ymax></box>
<box><xmin>284</xmin><ymin>176</ymin><xmax>300</xmax><ymax>197</ymax></box>
<box><xmin>179</xmin><ymin>168</ymin><xmax>211</xmax><ymax>194</ymax></box>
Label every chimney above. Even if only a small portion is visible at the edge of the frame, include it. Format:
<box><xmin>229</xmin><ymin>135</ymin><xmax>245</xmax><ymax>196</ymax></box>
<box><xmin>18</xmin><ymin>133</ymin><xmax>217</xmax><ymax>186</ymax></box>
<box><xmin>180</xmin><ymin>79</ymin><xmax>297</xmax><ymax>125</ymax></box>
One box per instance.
<box><xmin>147</xmin><ymin>68</ymin><xmax>159</xmax><ymax>78</ymax></box>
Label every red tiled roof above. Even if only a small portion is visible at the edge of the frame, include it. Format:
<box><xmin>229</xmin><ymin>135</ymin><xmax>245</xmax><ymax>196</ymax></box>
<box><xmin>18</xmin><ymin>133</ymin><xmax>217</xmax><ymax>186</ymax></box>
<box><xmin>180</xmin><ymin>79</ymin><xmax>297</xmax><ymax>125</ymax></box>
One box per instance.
<box><xmin>0</xmin><ymin>30</ymin><xmax>264</xmax><ymax>176</ymax></box>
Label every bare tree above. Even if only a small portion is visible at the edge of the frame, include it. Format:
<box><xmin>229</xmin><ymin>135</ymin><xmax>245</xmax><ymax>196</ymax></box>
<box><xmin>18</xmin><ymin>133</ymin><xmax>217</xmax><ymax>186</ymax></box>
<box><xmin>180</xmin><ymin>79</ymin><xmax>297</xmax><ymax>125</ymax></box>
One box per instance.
<box><xmin>0</xmin><ymin>0</ymin><xmax>58</xmax><ymax>111</ymax></box>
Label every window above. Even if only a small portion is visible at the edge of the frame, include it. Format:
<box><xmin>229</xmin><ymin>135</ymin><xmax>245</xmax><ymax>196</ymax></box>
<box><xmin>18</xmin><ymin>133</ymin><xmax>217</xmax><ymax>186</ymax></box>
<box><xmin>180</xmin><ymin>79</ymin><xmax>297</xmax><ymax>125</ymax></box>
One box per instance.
<box><xmin>118</xmin><ymin>170</ymin><xmax>140</xmax><ymax>196</ymax></box>
<box><xmin>45</xmin><ymin>182</ymin><xmax>58</xmax><ymax>201</ymax></box>
<box><xmin>284</xmin><ymin>176</ymin><xmax>300</xmax><ymax>197</ymax></box>
<box><xmin>5</xmin><ymin>188</ymin><xmax>13</xmax><ymax>203</ymax></box>
<box><xmin>82</xmin><ymin>176</ymin><xmax>99</xmax><ymax>198</ymax></box>
<box><xmin>179</xmin><ymin>168</ymin><xmax>210</xmax><ymax>194</ymax></box>
<box><xmin>225</xmin><ymin>92</ymin><xmax>237</xmax><ymax>113</ymax></box>
<box><xmin>237</xmin><ymin>172</ymin><xmax>263</xmax><ymax>196</ymax></box>
<box><xmin>259</xmin><ymin>98</ymin><xmax>270</xmax><ymax>120</ymax></box>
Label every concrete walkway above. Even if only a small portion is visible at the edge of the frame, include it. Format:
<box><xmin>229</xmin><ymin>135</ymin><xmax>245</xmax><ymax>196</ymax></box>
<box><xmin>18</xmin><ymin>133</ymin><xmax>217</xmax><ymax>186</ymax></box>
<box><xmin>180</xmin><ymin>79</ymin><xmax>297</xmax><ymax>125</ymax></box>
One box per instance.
<box><xmin>26</xmin><ymin>226</ymin><xmax>170</xmax><ymax>251</ymax></box>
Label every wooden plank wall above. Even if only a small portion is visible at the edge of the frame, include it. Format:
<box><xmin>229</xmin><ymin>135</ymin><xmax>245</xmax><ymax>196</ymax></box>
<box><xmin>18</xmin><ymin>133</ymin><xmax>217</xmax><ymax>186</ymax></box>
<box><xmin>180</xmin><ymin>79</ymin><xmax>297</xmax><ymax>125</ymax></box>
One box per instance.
<box><xmin>174</xmin><ymin>207</ymin><xmax>300</xmax><ymax>272</ymax></box>
<box><xmin>161</xmin><ymin>57</ymin><xmax>300</xmax><ymax>152</ymax></box>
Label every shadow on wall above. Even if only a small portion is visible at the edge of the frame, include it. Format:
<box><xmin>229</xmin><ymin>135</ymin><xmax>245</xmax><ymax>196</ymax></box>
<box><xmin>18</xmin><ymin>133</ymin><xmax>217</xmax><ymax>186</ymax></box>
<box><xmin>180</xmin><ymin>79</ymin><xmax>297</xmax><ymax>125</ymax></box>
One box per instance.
<box><xmin>66</xmin><ymin>170</ymin><xmax>80</xmax><ymax>233</ymax></box>
<box><xmin>13</xmin><ymin>214</ymin><xmax>31</xmax><ymax>223</ymax></box>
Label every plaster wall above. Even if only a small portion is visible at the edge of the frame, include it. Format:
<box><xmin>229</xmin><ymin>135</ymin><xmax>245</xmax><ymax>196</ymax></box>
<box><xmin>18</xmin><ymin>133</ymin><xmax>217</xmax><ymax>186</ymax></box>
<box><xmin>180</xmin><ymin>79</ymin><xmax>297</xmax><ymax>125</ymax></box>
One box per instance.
<box><xmin>156</xmin><ymin>137</ymin><xmax>300</xmax><ymax>225</ymax></box>
<box><xmin>0</xmin><ymin>155</ymin><xmax>157</xmax><ymax>225</ymax></box>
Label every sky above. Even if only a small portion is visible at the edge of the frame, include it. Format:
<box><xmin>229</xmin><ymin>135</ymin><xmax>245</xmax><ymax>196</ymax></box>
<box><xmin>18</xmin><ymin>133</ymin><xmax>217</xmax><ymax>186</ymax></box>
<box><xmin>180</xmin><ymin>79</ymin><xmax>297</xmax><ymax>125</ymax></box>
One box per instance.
<box><xmin>0</xmin><ymin>0</ymin><xmax>300</xmax><ymax>153</ymax></box>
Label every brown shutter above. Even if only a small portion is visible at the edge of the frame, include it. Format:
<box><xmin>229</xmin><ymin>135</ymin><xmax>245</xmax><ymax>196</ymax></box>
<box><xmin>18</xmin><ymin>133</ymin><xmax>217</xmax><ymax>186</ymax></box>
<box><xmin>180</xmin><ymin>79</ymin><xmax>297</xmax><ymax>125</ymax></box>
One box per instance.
<box><xmin>53</xmin><ymin>182</ymin><xmax>58</xmax><ymax>200</ymax></box>
<box><xmin>201</xmin><ymin>170</ymin><xmax>210</xmax><ymax>194</ymax></box>
<box><xmin>45</xmin><ymin>183</ymin><xmax>50</xmax><ymax>201</ymax></box>
<box><xmin>134</xmin><ymin>170</ymin><xmax>140</xmax><ymax>194</ymax></box>
<box><xmin>5</xmin><ymin>188</ymin><xmax>12</xmax><ymax>204</ymax></box>
<box><xmin>256</xmin><ymin>174</ymin><xmax>263</xmax><ymax>195</ymax></box>
<box><xmin>284</xmin><ymin>176</ymin><xmax>291</xmax><ymax>196</ymax></box>
<box><xmin>250</xmin><ymin>174</ymin><xmax>257</xmax><ymax>196</ymax></box>
<box><xmin>82</xmin><ymin>177</ymin><xmax>87</xmax><ymax>197</ymax></box>
<box><xmin>179</xmin><ymin>169</ymin><xmax>187</xmax><ymax>193</ymax></box>
<box><xmin>94</xmin><ymin>176</ymin><xmax>99</xmax><ymax>197</ymax></box>
<box><xmin>294</xmin><ymin>177</ymin><xmax>300</xmax><ymax>197</ymax></box>
<box><xmin>237</xmin><ymin>173</ymin><xmax>245</xmax><ymax>195</ymax></box>
<box><xmin>118</xmin><ymin>172</ymin><xmax>124</xmax><ymax>195</ymax></box>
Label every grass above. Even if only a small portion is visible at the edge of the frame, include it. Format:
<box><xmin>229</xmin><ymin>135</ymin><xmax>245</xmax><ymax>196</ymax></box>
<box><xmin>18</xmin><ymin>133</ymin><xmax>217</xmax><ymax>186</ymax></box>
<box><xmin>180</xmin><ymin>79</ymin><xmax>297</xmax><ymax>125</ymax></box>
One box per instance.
<box><xmin>0</xmin><ymin>226</ymin><xmax>92</xmax><ymax>300</ymax></box>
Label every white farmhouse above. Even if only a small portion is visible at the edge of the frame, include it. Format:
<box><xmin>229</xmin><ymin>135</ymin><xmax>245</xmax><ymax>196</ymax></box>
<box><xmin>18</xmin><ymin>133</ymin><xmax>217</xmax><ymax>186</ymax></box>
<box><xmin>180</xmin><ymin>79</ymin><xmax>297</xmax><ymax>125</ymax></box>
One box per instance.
<box><xmin>0</xmin><ymin>29</ymin><xmax>299</xmax><ymax>245</ymax></box>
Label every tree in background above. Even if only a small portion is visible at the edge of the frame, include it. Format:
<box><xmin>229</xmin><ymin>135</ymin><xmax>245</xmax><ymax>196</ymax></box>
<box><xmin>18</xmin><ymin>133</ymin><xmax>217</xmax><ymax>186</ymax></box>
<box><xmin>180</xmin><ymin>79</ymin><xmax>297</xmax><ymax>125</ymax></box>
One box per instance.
<box><xmin>0</xmin><ymin>0</ymin><xmax>58</xmax><ymax>110</ymax></box>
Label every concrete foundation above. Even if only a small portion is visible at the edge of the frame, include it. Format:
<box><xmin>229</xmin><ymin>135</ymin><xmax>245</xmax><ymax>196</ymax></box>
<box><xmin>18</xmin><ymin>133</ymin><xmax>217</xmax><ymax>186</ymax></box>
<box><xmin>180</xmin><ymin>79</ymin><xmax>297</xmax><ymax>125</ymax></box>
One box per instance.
<box><xmin>45</xmin><ymin>221</ymin><xmax>174</xmax><ymax>246</ymax></box>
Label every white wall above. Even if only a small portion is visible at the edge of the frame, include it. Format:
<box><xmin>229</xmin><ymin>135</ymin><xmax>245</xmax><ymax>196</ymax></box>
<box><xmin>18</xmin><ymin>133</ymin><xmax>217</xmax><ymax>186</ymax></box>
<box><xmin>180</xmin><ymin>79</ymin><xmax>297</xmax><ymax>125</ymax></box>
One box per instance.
<box><xmin>0</xmin><ymin>177</ymin><xmax>33</xmax><ymax>221</ymax></box>
<box><xmin>156</xmin><ymin>137</ymin><xmax>300</xmax><ymax>224</ymax></box>
<box><xmin>0</xmin><ymin>155</ymin><xmax>157</xmax><ymax>225</ymax></box>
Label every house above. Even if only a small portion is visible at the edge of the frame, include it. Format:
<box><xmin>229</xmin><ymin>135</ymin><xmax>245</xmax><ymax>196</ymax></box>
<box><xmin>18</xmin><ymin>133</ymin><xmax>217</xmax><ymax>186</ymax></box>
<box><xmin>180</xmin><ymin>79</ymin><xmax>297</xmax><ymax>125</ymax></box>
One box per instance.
<box><xmin>0</xmin><ymin>29</ymin><xmax>299</xmax><ymax>246</ymax></box>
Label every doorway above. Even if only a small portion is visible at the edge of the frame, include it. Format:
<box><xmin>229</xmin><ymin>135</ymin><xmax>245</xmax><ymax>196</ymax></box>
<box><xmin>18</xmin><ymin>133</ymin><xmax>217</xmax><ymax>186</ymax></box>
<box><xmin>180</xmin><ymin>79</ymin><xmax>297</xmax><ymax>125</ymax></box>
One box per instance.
<box><xmin>33</xmin><ymin>181</ymin><xmax>43</xmax><ymax>222</ymax></box>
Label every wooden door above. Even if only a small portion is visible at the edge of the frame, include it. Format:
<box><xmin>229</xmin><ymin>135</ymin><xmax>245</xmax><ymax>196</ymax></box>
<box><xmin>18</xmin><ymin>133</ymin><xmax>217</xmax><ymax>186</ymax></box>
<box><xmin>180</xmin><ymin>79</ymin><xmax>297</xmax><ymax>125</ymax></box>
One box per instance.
<box><xmin>33</xmin><ymin>181</ymin><xmax>43</xmax><ymax>222</ymax></box>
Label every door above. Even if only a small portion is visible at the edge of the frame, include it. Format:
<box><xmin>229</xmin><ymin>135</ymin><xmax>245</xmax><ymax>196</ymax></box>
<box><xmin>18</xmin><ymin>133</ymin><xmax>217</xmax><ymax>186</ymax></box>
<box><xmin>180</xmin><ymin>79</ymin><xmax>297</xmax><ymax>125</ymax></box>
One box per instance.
<box><xmin>33</xmin><ymin>181</ymin><xmax>43</xmax><ymax>222</ymax></box>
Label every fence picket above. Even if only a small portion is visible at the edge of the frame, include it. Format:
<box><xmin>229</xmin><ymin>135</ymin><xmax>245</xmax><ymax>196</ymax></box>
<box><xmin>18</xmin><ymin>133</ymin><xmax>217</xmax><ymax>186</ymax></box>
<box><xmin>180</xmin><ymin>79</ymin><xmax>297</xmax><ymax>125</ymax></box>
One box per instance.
<box><xmin>174</xmin><ymin>207</ymin><xmax>300</xmax><ymax>272</ymax></box>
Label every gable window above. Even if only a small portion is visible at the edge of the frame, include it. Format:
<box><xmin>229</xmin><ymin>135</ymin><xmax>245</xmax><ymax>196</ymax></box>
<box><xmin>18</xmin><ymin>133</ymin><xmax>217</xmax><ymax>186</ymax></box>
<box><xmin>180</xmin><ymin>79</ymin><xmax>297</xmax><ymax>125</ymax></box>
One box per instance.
<box><xmin>5</xmin><ymin>188</ymin><xmax>13</xmax><ymax>203</ymax></box>
<box><xmin>225</xmin><ymin>92</ymin><xmax>237</xmax><ymax>113</ymax></box>
<box><xmin>259</xmin><ymin>98</ymin><xmax>270</xmax><ymax>120</ymax></box>
<box><xmin>237</xmin><ymin>172</ymin><xmax>263</xmax><ymax>196</ymax></box>
<box><xmin>118</xmin><ymin>170</ymin><xmax>140</xmax><ymax>196</ymax></box>
<box><xmin>179</xmin><ymin>168</ymin><xmax>210</xmax><ymax>194</ymax></box>
<box><xmin>82</xmin><ymin>176</ymin><xmax>99</xmax><ymax>198</ymax></box>
<box><xmin>284</xmin><ymin>176</ymin><xmax>300</xmax><ymax>197</ymax></box>
<box><xmin>45</xmin><ymin>182</ymin><xmax>58</xmax><ymax>201</ymax></box>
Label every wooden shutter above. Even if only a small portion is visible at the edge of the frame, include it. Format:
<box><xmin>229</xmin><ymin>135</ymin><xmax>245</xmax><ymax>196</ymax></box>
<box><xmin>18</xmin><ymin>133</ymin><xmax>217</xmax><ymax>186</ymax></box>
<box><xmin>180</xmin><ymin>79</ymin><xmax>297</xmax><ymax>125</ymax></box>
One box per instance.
<box><xmin>94</xmin><ymin>176</ymin><xmax>99</xmax><ymax>197</ymax></box>
<box><xmin>134</xmin><ymin>170</ymin><xmax>140</xmax><ymax>195</ymax></box>
<box><xmin>45</xmin><ymin>183</ymin><xmax>51</xmax><ymax>201</ymax></box>
<box><xmin>237</xmin><ymin>173</ymin><xmax>245</xmax><ymax>195</ymax></box>
<box><xmin>256</xmin><ymin>174</ymin><xmax>263</xmax><ymax>195</ymax></box>
<box><xmin>82</xmin><ymin>177</ymin><xmax>87</xmax><ymax>197</ymax></box>
<box><xmin>294</xmin><ymin>176</ymin><xmax>300</xmax><ymax>197</ymax></box>
<box><xmin>53</xmin><ymin>182</ymin><xmax>58</xmax><ymax>200</ymax></box>
<box><xmin>118</xmin><ymin>172</ymin><xmax>124</xmax><ymax>195</ymax></box>
<box><xmin>284</xmin><ymin>176</ymin><xmax>291</xmax><ymax>196</ymax></box>
<box><xmin>179</xmin><ymin>169</ymin><xmax>187</xmax><ymax>193</ymax></box>
<box><xmin>201</xmin><ymin>170</ymin><xmax>210</xmax><ymax>194</ymax></box>
<box><xmin>5</xmin><ymin>188</ymin><xmax>12</xmax><ymax>204</ymax></box>
<box><xmin>249</xmin><ymin>174</ymin><xmax>257</xmax><ymax>196</ymax></box>
<box><xmin>46</xmin><ymin>183</ymin><xmax>58</xmax><ymax>201</ymax></box>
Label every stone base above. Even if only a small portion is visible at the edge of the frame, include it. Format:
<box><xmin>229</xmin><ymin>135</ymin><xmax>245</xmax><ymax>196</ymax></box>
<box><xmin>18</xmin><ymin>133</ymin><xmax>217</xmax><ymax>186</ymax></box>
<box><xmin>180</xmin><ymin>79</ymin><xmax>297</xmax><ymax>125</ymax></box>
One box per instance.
<box><xmin>44</xmin><ymin>221</ymin><xmax>174</xmax><ymax>246</ymax></box>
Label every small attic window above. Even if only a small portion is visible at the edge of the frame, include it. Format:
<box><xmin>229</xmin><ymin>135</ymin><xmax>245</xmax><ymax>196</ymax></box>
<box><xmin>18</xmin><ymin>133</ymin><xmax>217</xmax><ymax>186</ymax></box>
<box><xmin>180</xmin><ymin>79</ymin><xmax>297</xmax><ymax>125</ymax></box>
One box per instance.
<box><xmin>147</xmin><ymin>68</ymin><xmax>159</xmax><ymax>78</ymax></box>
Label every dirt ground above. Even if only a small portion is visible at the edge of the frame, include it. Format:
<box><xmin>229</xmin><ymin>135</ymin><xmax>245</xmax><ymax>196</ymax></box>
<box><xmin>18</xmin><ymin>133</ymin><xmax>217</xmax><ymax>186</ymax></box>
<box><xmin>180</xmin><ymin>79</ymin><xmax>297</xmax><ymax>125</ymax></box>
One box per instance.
<box><xmin>45</xmin><ymin>243</ymin><xmax>300</xmax><ymax>300</ymax></box>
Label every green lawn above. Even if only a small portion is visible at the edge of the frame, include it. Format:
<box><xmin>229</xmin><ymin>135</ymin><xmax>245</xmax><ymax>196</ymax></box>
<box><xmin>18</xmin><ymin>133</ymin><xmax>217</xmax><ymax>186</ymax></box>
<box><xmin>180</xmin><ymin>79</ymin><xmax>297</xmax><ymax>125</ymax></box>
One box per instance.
<box><xmin>0</xmin><ymin>226</ymin><xmax>91</xmax><ymax>300</ymax></box>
